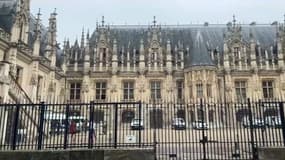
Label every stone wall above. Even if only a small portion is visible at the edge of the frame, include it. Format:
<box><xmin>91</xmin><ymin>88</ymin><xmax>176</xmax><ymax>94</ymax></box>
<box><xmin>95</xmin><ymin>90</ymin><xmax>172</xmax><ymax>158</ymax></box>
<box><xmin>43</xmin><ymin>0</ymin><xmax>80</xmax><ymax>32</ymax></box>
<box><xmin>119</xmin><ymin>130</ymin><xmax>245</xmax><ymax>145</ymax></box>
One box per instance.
<box><xmin>0</xmin><ymin>149</ymin><xmax>155</xmax><ymax>160</ymax></box>
<box><xmin>258</xmin><ymin>147</ymin><xmax>285</xmax><ymax>160</ymax></box>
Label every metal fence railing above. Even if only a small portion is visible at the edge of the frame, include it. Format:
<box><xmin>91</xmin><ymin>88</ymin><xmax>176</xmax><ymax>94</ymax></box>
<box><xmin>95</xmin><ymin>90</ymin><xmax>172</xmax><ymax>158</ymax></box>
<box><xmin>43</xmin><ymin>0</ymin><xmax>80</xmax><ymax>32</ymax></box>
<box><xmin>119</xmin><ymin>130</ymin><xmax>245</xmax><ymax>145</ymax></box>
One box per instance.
<box><xmin>0</xmin><ymin>99</ymin><xmax>284</xmax><ymax>160</ymax></box>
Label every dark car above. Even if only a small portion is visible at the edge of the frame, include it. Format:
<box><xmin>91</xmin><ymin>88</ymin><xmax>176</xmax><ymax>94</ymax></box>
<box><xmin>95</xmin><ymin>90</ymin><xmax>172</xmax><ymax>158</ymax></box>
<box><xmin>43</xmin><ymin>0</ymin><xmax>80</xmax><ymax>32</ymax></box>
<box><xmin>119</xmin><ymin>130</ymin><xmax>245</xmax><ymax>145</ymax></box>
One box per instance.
<box><xmin>130</xmin><ymin>119</ymin><xmax>144</xmax><ymax>130</ymax></box>
<box><xmin>265</xmin><ymin>116</ymin><xmax>282</xmax><ymax>128</ymax></box>
<box><xmin>171</xmin><ymin>118</ymin><xmax>186</xmax><ymax>130</ymax></box>
<box><xmin>50</xmin><ymin>120</ymin><xmax>66</xmax><ymax>134</ymax></box>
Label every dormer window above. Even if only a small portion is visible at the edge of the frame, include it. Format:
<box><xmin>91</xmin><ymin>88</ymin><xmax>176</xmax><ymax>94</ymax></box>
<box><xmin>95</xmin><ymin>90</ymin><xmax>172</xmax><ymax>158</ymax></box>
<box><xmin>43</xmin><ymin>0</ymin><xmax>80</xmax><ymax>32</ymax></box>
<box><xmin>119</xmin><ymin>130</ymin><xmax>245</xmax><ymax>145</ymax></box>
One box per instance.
<box><xmin>233</xmin><ymin>47</ymin><xmax>239</xmax><ymax>57</ymax></box>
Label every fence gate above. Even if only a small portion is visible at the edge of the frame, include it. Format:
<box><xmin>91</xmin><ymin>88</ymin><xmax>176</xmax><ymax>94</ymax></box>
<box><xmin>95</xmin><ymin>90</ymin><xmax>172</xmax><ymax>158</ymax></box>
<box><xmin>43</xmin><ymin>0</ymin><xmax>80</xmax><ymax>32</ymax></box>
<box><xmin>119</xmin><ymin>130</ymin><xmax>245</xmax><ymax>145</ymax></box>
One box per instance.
<box><xmin>0</xmin><ymin>100</ymin><xmax>285</xmax><ymax>160</ymax></box>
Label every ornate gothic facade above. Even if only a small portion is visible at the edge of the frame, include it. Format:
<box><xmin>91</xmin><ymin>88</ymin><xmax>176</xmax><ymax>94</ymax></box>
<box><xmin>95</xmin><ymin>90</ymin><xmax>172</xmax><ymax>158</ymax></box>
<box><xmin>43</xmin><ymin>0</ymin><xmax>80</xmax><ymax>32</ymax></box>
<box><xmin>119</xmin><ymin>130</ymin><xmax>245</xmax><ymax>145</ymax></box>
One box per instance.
<box><xmin>0</xmin><ymin>0</ymin><xmax>285</xmax><ymax>103</ymax></box>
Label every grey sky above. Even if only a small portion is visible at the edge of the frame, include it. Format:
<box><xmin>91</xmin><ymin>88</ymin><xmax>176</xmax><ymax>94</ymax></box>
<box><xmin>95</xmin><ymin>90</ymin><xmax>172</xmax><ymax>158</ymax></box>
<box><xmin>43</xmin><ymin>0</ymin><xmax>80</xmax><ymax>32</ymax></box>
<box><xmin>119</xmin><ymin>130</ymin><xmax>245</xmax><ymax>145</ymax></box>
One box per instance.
<box><xmin>31</xmin><ymin>0</ymin><xmax>285</xmax><ymax>46</ymax></box>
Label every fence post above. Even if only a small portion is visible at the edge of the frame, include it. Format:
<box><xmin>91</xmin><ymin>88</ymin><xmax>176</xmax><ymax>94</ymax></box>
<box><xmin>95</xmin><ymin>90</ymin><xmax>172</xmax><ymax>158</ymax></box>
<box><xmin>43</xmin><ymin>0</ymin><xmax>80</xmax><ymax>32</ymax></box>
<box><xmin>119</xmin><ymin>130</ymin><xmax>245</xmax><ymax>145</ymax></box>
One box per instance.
<box><xmin>88</xmin><ymin>101</ymin><xmax>94</xmax><ymax>149</ymax></box>
<box><xmin>248</xmin><ymin>98</ymin><xmax>258</xmax><ymax>160</ymax></box>
<box><xmin>139</xmin><ymin>101</ymin><xmax>142</xmax><ymax>147</ymax></box>
<box><xmin>279</xmin><ymin>102</ymin><xmax>285</xmax><ymax>146</ymax></box>
<box><xmin>63</xmin><ymin>103</ymin><xmax>70</xmax><ymax>149</ymax></box>
<box><xmin>11</xmin><ymin>104</ymin><xmax>20</xmax><ymax>150</ymax></box>
<box><xmin>114</xmin><ymin>103</ymin><xmax>118</xmax><ymax>148</ymax></box>
<box><xmin>37</xmin><ymin>102</ymin><xmax>45</xmax><ymax>150</ymax></box>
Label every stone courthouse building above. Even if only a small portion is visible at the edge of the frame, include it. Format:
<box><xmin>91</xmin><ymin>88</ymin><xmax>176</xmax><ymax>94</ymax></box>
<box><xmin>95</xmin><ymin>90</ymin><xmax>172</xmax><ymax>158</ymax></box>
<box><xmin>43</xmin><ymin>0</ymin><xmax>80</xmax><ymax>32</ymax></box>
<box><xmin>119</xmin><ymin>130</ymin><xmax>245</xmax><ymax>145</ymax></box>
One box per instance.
<box><xmin>0</xmin><ymin>0</ymin><xmax>285</xmax><ymax>104</ymax></box>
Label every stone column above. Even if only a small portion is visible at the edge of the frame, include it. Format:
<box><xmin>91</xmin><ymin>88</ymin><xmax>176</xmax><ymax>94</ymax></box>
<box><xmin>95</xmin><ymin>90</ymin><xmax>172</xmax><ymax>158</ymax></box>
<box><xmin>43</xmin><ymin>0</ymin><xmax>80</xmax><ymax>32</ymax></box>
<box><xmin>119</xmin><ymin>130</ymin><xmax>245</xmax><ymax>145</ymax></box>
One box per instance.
<box><xmin>0</xmin><ymin>62</ymin><xmax>10</xmax><ymax>103</ymax></box>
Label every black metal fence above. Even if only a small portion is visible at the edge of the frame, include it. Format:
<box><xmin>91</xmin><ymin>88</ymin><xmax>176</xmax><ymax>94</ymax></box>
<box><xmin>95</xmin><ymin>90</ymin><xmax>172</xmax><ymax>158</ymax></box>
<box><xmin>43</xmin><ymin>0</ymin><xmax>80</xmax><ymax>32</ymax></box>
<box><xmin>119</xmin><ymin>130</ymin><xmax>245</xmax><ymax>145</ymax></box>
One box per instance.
<box><xmin>0</xmin><ymin>99</ymin><xmax>285</xmax><ymax>160</ymax></box>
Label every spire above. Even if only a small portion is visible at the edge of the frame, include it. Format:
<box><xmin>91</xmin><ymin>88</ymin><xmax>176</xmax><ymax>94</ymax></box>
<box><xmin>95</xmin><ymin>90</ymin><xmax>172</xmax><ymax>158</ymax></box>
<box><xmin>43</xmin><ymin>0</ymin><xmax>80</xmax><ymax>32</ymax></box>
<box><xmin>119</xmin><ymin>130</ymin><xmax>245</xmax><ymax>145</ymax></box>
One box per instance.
<box><xmin>101</xmin><ymin>16</ymin><xmax>105</xmax><ymax>27</ymax></box>
<box><xmin>34</xmin><ymin>8</ymin><xmax>41</xmax><ymax>40</ymax></box>
<box><xmin>283</xmin><ymin>14</ymin><xmax>285</xmax><ymax>25</ymax></box>
<box><xmin>233</xmin><ymin>14</ymin><xmax>236</xmax><ymax>27</ymax></box>
<box><xmin>86</xmin><ymin>29</ymin><xmax>90</xmax><ymax>40</ymax></box>
<box><xmin>63</xmin><ymin>38</ymin><xmax>67</xmax><ymax>49</ymax></box>
<box><xmin>166</xmin><ymin>39</ymin><xmax>171</xmax><ymax>54</ymax></box>
<box><xmin>48</xmin><ymin>8</ymin><xmax>57</xmax><ymax>46</ymax></box>
<box><xmin>81</xmin><ymin>27</ymin><xmax>85</xmax><ymax>48</ymax></box>
<box><xmin>153</xmin><ymin>16</ymin><xmax>157</xmax><ymax>26</ymax></box>
<box><xmin>113</xmin><ymin>39</ymin><xmax>117</xmax><ymax>55</ymax></box>
<box><xmin>66</xmin><ymin>38</ymin><xmax>70</xmax><ymax>49</ymax></box>
<box><xmin>74</xmin><ymin>38</ymin><xmax>79</xmax><ymax>48</ymax></box>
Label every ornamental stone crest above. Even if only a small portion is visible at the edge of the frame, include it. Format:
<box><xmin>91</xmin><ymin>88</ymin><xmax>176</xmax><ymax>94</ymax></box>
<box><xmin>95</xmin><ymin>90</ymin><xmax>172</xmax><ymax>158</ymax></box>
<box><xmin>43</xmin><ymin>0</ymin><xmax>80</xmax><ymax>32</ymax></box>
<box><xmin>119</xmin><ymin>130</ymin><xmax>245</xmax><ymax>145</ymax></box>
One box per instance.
<box><xmin>110</xmin><ymin>84</ymin><xmax>117</xmax><ymax>93</ymax></box>
<box><xmin>30</xmin><ymin>74</ymin><xmax>37</xmax><ymax>85</ymax></box>
<box><xmin>81</xmin><ymin>81</ymin><xmax>89</xmax><ymax>92</ymax></box>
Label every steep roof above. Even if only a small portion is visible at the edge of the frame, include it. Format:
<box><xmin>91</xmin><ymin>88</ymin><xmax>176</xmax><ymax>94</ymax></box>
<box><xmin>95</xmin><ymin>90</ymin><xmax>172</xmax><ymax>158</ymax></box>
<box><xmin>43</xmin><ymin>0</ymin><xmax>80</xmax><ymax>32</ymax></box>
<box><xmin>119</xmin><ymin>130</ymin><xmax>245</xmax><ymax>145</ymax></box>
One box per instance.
<box><xmin>0</xmin><ymin>0</ymin><xmax>17</xmax><ymax>32</ymax></box>
<box><xmin>89</xmin><ymin>24</ymin><xmax>277</xmax><ymax>67</ymax></box>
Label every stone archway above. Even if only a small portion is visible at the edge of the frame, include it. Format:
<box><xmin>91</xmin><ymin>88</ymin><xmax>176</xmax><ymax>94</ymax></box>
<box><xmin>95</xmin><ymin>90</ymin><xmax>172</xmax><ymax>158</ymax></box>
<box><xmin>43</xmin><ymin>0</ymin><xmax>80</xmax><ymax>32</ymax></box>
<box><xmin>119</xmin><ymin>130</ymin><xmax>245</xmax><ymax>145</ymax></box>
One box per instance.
<box><xmin>177</xmin><ymin>109</ymin><xmax>186</xmax><ymax>119</ymax></box>
<box><xmin>208</xmin><ymin>110</ymin><xmax>215</xmax><ymax>123</ymax></box>
<box><xmin>236</xmin><ymin>109</ymin><xmax>251</xmax><ymax>122</ymax></box>
<box><xmin>93</xmin><ymin>110</ymin><xmax>104</xmax><ymax>123</ymax></box>
<box><xmin>189</xmin><ymin>110</ymin><xmax>195</xmax><ymax>123</ymax></box>
<box><xmin>121</xmin><ymin>110</ymin><xmax>135</xmax><ymax>123</ymax></box>
<box><xmin>150</xmin><ymin>109</ymin><xmax>163</xmax><ymax>129</ymax></box>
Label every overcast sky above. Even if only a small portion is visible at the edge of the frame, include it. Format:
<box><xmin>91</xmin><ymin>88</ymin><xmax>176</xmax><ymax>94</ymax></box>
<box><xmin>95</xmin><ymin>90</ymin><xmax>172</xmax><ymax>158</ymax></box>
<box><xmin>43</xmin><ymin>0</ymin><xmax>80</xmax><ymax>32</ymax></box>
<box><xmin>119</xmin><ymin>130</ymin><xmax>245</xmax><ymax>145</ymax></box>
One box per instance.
<box><xmin>31</xmin><ymin>0</ymin><xmax>285</xmax><ymax>46</ymax></box>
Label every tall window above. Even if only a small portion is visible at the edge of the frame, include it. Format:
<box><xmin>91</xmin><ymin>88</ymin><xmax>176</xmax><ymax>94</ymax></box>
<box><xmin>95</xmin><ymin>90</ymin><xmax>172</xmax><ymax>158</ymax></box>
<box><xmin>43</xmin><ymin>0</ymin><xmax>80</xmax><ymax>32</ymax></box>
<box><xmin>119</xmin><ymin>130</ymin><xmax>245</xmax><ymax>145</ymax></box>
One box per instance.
<box><xmin>262</xmin><ymin>81</ymin><xmax>274</xmax><ymax>99</ymax></box>
<box><xmin>70</xmin><ymin>83</ymin><xmax>81</xmax><ymax>100</ymax></box>
<box><xmin>235</xmin><ymin>81</ymin><xmax>247</xmax><ymax>102</ymax></box>
<box><xmin>207</xmin><ymin>84</ymin><xmax>212</xmax><ymax>98</ymax></box>
<box><xmin>196</xmin><ymin>83</ymin><xmax>203</xmax><ymax>98</ymax></box>
<box><xmin>96</xmin><ymin>82</ymin><xmax>107</xmax><ymax>100</ymax></box>
<box><xmin>177</xmin><ymin>81</ymin><xmax>184</xmax><ymax>100</ymax></box>
<box><xmin>151</xmin><ymin>81</ymin><xmax>161</xmax><ymax>100</ymax></box>
<box><xmin>233</xmin><ymin>47</ymin><xmax>240</xmax><ymax>57</ymax></box>
<box><xmin>123</xmin><ymin>81</ymin><xmax>134</xmax><ymax>100</ymax></box>
<box><xmin>16</xmin><ymin>67</ymin><xmax>23</xmax><ymax>84</ymax></box>
<box><xmin>233</xmin><ymin>47</ymin><xmax>240</xmax><ymax>65</ymax></box>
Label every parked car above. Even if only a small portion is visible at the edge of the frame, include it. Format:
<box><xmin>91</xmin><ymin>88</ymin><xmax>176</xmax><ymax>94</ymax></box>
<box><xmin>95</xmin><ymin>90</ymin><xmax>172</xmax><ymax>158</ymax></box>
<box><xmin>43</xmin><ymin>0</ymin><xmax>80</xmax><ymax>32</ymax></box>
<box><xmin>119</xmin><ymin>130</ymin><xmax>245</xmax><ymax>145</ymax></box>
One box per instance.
<box><xmin>242</xmin><ymin>117</ymin><xmax>265</xmax><ymax>129</ymax></box>
<box><xmin>130</xmin><ymin>119</ymin><xmax>144</xmax><ymax>130</ymax></box>
<box><xmin>265</xmin><ymin>116</ymin><xmax>282</xmax><ymax>128</ymax></box>
<box><xmin>192</xmin><ymin>120</ymin><xmax>208</xmax><ymax>130</ymax></box>
<box><xmin>171</xmin><ymin>118</ymin><xmax>186</xmax><ymax>130</ymax></box>
<box><xmin>49</xmin><ymin>120</ymin><xmax>66</xmax><ymax>134</ymax></box>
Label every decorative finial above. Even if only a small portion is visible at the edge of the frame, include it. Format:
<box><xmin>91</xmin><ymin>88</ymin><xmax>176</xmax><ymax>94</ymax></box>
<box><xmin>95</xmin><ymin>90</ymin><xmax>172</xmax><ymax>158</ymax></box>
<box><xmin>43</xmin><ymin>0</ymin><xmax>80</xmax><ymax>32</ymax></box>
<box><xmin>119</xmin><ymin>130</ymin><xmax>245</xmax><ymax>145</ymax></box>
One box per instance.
<box><xmin>233</xmin><ymin>14</ymin><xmax>236</xmax><ymax>27</ymax></box>
<box><xmin>102</xmin><ymin>16</ymin><xmax>105</xmax><ymax>27</ymax></box>
<box><xmin>53</xmin><ymin>8</ymin><xmax>57</xmax><ymax>15</ymax></box>
<box><xmin>82</xmin><ymin>27</ymin><xmax>84</xmax><ymax>35</ymax></box>
<box><xmin>153</xmin><ymin>16</ymin><xmax>157</xmax><ymax>26</ymax></box>
<box><xmin>35</xmin><ymin>8</ymin><xmax>42</xmax><ymax>36</ymax></box>
<box><xmin>37</xmin><ymin>8</ymin><xmax>41</xmax><ymax>19</ymax></box>
<box><xmin>86</xmin><ymin>29</ymin><xmax>90</xmax><ymax>40</ymax></box>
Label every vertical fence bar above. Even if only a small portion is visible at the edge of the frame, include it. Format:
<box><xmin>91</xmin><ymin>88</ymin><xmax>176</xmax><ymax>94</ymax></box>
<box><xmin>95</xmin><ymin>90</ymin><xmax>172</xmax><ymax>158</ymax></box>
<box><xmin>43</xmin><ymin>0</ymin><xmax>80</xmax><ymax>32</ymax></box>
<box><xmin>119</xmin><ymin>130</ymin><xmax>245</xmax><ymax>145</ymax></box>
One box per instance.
<box><xmin>248</xmin><ymin>98</ymin><xmax>258</xmax><ymax>160</ymax></box>
<box><xmin>37</xmin><ymin>102</ymin><xmax>45</xmax><ymax>150</ymax></box>
<box><xmin>12</xmin><ymin>104</ymin><xmax>20</xmax><ymax>150</ymax></box>
<box><xmin>139</xmin><ymin>101</ymin><xmax>142</xmax><ymax>147</ymax></box>
<box><xmin>88</xmin><ymin>101</ymin><xmax>94</xmax><ymax>149</ymax></box>
<box><xmin>200</xmin><ymin>98</ymin><xmax>207</xmax><ymax>160</ymax></box>
<box><xmin>63</xmin><ymin>103</ymin><xmax>70</xmax><ymax>149</ymax></box>
<box><xmin>114</xmin><ymin>103</ymin><xmax>118</xmax><ymax>148</ymax></box>
<box><xmin>279</xmin><ymin>102</ymin><xmax>285</xmax><ymax>146</ymax></box>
